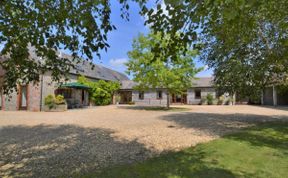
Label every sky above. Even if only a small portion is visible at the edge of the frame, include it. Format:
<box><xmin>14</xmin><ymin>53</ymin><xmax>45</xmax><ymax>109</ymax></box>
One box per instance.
<box><xmin>94</xmin><ymin>1</ymin><xmax>213</xmax><ymax>78</ymax></box>
<box><xmin>0</xmin><ymin>1</ymin><xmax>213</xmax><ymax>78</ymax></box>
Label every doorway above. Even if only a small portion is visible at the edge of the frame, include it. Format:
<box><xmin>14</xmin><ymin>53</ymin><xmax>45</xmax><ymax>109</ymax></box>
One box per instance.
<box><xmin>172</xmin><ymin>93</ymin><xmax>187</xmax><ymax>104</ymax></box>
<box><xmin>82</xmin><ymin>90</ymin><xmax>85</xmax><ymax>104</ymax></box>
<box><xmin>19</xmin><ymin>85</ymin><xmax>28</xmax><ymax>110</ymax></box>
<box><xmin>119</xmin><ymin>91</ymin><xmax>132</xmax><ymax>104</ymax></box>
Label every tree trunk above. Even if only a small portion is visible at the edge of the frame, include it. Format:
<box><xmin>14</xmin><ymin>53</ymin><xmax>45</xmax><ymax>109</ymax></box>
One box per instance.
<box><xmin>166</xmin><ymin>92</ymin><xmax>170</xmax><ymax>109</ymax></box>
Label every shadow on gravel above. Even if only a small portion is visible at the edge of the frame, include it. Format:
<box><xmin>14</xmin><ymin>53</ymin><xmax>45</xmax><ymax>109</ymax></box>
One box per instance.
<box><xmin>0</xmin><ymin>125</ymin><xmax>153</xmax><ymax>178</ymax></box>
<box><xmin>160</xmin><ymin>112</ymin><xmax>288</xmax><ymax>137</ymax></box>
<box><xmin>117</xmin><ymin>105</ymin><xmax>190</xmax><ymax>112</ymax></box>
<box><xmin>255</xmin><ymin>105</ymin><xmax>288</xmax><ymax>112</ymax></box>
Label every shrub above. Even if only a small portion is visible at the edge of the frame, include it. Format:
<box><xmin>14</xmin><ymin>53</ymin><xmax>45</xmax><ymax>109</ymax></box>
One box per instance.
<box><xmin>128</xmin><ymin>101</ymin><xmax>135</xmax><ymax>105</ymax></box>
<box><xmin>55</xmin><ymin>95</ymin><xmax>65</xmax><ymax>105</ymax></box>
<box><xmin>206</xmin><ymin>93</ymin><xmax>214</xmax><ymax>105</ymax></box>
<box><xmin>44</xmin><ymin>95</ymin><xmax>55</xmax><ymax>109</ymax></box>
<box><xmin>200</xmin><ymin>98</ymin><xmax>207</xmax><ymax>105</ymax></box>
<box><xmin>45</xmin><ymin>95</ymin><xmax>66</xmax><ymax>109</ymax></box>
<box><xmin>225</xmin><ymin>96</ymin><xmax>234</xmax><ymax>105</ymax></box>
<box><xmin>218</xmin><ymin>95</ymin><xmax>225</xmax><ymax>105</ymax></box>
<box><xmin>78</xmin><ymin>76</ymin><xmax>120</xmax><ymax>106</ymax></box>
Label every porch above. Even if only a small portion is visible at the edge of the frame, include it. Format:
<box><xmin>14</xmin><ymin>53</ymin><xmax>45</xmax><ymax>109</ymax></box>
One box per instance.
<box><xmin>56</xmin><ymin>82</ymin><xmax>90</xmax><ymax>109</ymax></box>
<box><xmin>171</xmin><ymin>93</ymin><xmax>187</xmax><ymax>104</ymax></box>
<box><xmin>118</xmin><ymin>90</ymin><xmax>132</xmax><ymax>104</ymax></box>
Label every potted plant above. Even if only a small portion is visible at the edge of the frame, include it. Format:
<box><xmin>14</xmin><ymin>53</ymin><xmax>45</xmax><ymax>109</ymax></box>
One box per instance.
<box><xmin>44</xmin><ymin>94</ymin><xmax>67</xmax><ymax>111</ymax></box>
<box><xmin>54</xmin><ymin>95</ymin><xmax>67</xmax><ymax>110</ymax></box>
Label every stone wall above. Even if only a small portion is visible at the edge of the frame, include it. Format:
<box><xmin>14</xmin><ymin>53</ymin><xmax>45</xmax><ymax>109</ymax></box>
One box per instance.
<box><xmin>1</xmin><ymin>72</ymin><xmax>91</xmax><ymax>111</ymax></box>
<box><xmin>3</xmin><ymin>89</ymin><xmax>18</xmax><ymax>110</ymax></box>
<box><xmin>187</xmin><ymin>87</ymin><xmax>216</xmax><ymax>105</ymax></box>
<box><xmin>132</xmin><ymin>88</ymin><xmax>217</xmax><ymax>106</ymax></box>
<box><xmin>28</xmin><ymin>83</ymin><xmax>41</xmax><ymax>111</ymax></box>
<box><xmin>41</xmin><ymin>73</ymin><xmax>90</xmax><ymax>109</ymax></box>
<box><xmin>132</xmin><ymin>89</ymin><xmax>168</xmax><ymax>106</ymax></box>
<box><xmin>187</xmin><ymin>88</ymin><xmax>216</xmax><ymax>104</ymax></box>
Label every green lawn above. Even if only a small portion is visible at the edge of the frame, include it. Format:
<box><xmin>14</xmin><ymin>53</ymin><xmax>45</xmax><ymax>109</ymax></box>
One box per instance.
<box><xmin>82</xmin><ymin>122</ymin><xmax>288</xmax><ymax>178</ymax></box>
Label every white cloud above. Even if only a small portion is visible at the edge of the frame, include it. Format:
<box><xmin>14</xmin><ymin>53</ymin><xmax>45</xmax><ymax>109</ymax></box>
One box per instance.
<box><xmin>109</xmin><ymin>58</ymin><xmax>128</xmax><ymax>67</ymax></box>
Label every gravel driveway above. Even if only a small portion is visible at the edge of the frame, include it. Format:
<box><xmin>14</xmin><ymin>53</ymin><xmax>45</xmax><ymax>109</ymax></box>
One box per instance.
<box><xmin>0</xmin><ymin>105</ymin><xmax>288</xmax><ymax>177</ymax></box>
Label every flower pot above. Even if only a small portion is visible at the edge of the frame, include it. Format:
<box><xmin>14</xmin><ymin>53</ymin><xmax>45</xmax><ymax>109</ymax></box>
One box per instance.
<box><xmin>43</xmin><ymin>104</ymin><xmax>67</xmax><ymax>112</ymax></box>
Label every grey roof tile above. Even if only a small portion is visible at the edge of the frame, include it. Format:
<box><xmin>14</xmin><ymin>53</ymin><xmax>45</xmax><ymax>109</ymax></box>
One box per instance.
<box><xmin>120</xmin><ymin>80</ymin><xmax>137</xmax><ymax>89</ymax></box>
<box><xmin>192</xmin><ymin>77</ymin><xmax>214</xmax><ymax>87</ymax></box>
<box><xmin>27</xmin><ymin>47</ymin><xmax>129</xmax><ymax>81</ymax></box>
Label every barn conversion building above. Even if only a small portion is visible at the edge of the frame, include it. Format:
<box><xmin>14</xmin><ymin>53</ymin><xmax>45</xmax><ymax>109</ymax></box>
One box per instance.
<box><xmin>118</xmin><ymin>77</ymin><xmax>217</xmax><ymax>106</ymax></box>
<box><xmin>0</xmin><ymin>49</ymin><xmax>128</xmax><ymax>111</ymax></box>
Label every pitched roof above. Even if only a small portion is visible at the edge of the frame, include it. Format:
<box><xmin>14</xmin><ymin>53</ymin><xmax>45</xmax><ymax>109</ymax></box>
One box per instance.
<box><xmin>27</xmin><ymin>47</ymin><xmax>129</xmax><ymax>81</ymax></box>
<box><xmin>192</xmin><ymin>77</ymin><xmax>214</xmax><ymax>87</ymax></box>
<box><xmin>68</xmin><ymin>58</ymin><xmax>129</xmax><ymax>81</ymax></box>
<box><xmin>121</xmin><ymin>80</ymin><xmax>137</xmax><ymax>89</ymax></box>
<box><xmin>120</xmin><ymin>77</ymin><xmax>214</xmax><ymax>89</ymax></box>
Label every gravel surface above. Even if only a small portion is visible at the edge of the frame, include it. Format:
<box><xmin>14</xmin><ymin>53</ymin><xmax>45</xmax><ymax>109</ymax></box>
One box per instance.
<box><xmin>0</xmin><ymin>105</ymin><xmax>288</xmax><ymax>177</ymax></box>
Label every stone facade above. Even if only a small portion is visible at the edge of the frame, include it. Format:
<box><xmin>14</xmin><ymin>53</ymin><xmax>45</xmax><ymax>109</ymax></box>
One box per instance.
<box><xmin>132</xmin><ymin>89</ymin><xmax>168</xmax><ymax>106</ymax></box>
<box><xmin>2</xmin><ymin>89</ymin><xmax>18</xmax><ymax>111</ymax></box>
<box><xmin>131</xmin><ymin>88</ymin><xmax>217</xmax><ymax>106</ymax></box>
<box><xmin>187</xmin><ymin>87</ymin><xmax>216</xmax><ymax>105</ymax></box>
<box><xmin>1</xmin><ymin>73</ymin><xmax>90</xmax><ymax>111</ymax></box>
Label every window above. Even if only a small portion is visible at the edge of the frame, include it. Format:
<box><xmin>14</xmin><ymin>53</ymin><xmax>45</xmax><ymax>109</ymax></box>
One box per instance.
<box><xmin>195</xmin><ymin>89</ymin><xmax>201</xmax><ymax>99</ymax></box>
<box><xmin>139</xmin><ymin>91</ymin><xmax>144</xmax><ymax>100</ymax></box>
<box><xmin>157</xmin><ymin>91</ymin><xmax>162</xmax><ymax>99</ymax></box>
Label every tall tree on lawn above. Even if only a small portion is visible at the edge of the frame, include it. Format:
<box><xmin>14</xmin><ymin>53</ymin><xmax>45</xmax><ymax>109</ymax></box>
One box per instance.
<box><xmin>126</xmin><ymin>32</ymin><xmax>201</xmax><ymax>108</ymax></box>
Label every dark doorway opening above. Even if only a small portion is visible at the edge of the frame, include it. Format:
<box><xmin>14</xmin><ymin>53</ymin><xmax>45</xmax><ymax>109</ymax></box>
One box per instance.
<box><xmin>119</xmin><ymin>91</ymin><xmax>132</xmax><ymax>104</ymax></box>
<box><xmin>172</xmin><ymin>93</ymin><xmax>187</xmax><ymax>104</ymax></box>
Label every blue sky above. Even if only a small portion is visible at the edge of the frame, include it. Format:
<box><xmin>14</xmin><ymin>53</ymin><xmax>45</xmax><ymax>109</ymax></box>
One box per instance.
<box><xmin>0</xmin><ymin>1</ymin><xmax>213</xmax><ymax>78</ymax></box>
<box><xmin>95</xmin><ymin>1</ymin><xmax>213</xmax><ymax>78</ymax></box>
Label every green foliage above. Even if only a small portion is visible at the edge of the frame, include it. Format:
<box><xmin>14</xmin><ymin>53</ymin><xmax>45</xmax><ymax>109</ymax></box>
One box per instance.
<box><xmin>206</xmin><ymin>93</ymin><xmax>214</xmax><ymax>105</ymax></box>
<box><xmin>78</xmin><ymin>76</ymin><xmax>120</xmax><ymax>106</ymax></box>
<box><xmin>141</xmin><ymin>0</ymin><xmax>288</xmax><ymax>98</ymax></box>
<box><xmin>55</xmin><ymin>95</ymin><xmax>65</xmax><ymax>105</ymax></box>
<box><xmin>218</xmin><ymin>95</ymin><xmax>225</xmax><ymax>105</ymax></box>
<box><xmin>126</xmin><ymin>32</ymin><xmax>201</xmax><ymax>108</ymax></box>
<box><xmin>86</xmin><ymin>122</ymin><xmax>288</xmax><ymax>178</ymax></box>
<box><xmin>44</xmin><ymin>94</ymin><xmax>65</xmax><ymax>109</ymax></box>
<box><xmin>2</xmin><ymin>0</ymin><xmax>287</xmax><ymax>98</ymax></box>
<box><xmin>0</xmin><ymin>0</ymin><xmax>131</xmax><ymax>94</ymax></box>
<box><xmin>44</xmin><ymin>95</ymin><xmax>55</xmax><ymax>109</ymax></box>
<box><xmin>200</xmin><ymin>98</ymin><xmax>207</xmax><ymax>105</ymax></box>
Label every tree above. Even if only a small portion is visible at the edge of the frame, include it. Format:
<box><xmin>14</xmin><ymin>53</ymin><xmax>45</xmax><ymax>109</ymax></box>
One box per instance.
<box><xmin>126</xmin><ymin>32</ymin><xmax>201</xmax><ymax>108</ymax></box>
<box><xmin>78</xmin><ymin>75</ymin><xmax>120</xmax><ymax>105</ymax></box>
<box><xmin>0</xmin><ymin>0</ymin><xmax>136</xmax><ymax>94</ymax></box>
<box><xmin>1</xmin><ymin>0</ymin><xmax>287</xmax><ymax>97</ymax></box>
<box><xmin>140</xmin><ymin>0</ymin><xmax>288</xmax><ymax>98</ymax></box>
